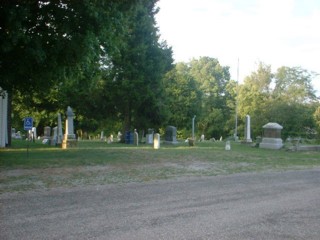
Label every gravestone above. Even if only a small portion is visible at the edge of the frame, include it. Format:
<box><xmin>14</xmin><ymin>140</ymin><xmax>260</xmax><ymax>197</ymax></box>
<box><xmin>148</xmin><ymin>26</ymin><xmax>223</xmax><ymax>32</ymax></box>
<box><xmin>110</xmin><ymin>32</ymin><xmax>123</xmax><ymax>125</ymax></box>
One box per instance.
<box><xmin>225</xmin><ymin>140</ymin><xmax>231</xmax><ymax>150</ymax></box>
<box><xmin>244</xmin><ymin>115</ymin><xmax>252</xmax><ymax>143</ymax></box>
<box><xmin>62</xmin><ymin>106</ymin><xmax>77</xmax><ymax>149</ymax></box>
<box><xmin>146</xmin><ymin>128</ymin><xmax>154</xmax><ymax>144</ymax></box>
<box><xmin>165</xmin><ymin>126</ymin><xmax>178</xmax><ymax>144</ymax></box>
<box><xmin>125</xmin><ymin>131</ymin><xmax>133</xmax><ymax>144</ymax></box>
<box><xmin>51</xmin><ymin>126</ymin><xmax>58</xmax><ymax>146</ymax></box>
<box><xmin>57</xmin><ymin>113</ymin><xmax>63</xmax><ymax>145</ymax></box>
<box><xmin>117</xmin><ymin>131</ymin><xmax>122</xmax><ymax>142</ymax></box>
<box><xmin>42</xmin><ymin>126</ymin><xmax>51</xmax><ymax>144</ymax></box>
<box><xmin>32</xmin><ymin>127</ymin><xmax>37</xmax><ymax>141</ymax></box>
<box><xmin>11</xmin><ymin>128</ymin><xmax>16</xmax><ymax>138</ymax></box>
<box><xmin>200</xmin><ymin>134</ymin><xmax>205</xmax><ymax>142</ymax></box>
<box><xmin>134</xmin><ymin>129</ymin><xmax>139</xmax><ymax>146</ymax></box>
<box><xmin>259</xmin><ymin>122</ymin><xmax>283</xmax><ymax>149</ymax></box>
<box><xmin>100</xmin><ymin>131</ymin><xmax>104</xmax><ymax>141</ymax></box>
<box><xmin>154</xmin><ymin>133</ymin><xmax>160</xmax><ymax>149</ymax></box>
<box><xmin>44</xmin><ymin>126</ymin><xmax>51</xmax><ymax>139</ymax></box>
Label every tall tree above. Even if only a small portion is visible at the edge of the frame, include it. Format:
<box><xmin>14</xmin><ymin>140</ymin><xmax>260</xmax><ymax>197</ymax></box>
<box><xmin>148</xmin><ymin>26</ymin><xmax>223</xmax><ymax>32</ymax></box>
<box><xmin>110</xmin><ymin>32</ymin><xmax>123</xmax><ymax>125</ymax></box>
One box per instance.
<box><xmin>107</xmin><ymin>0</ymin><xmax>173</xmax><ymax>135</ymax></box>
<box><xmin>237</xmin><ymin>63</ymin><xmax>273</xmax><ymax>137</ymax></box>
<box><xmin>273</xmin><ymin>66</ymin><xmax>318</xmax><ymax>103</ymax></box>
<box><xmin>1</xmin><ymin>0</ymin><xmax>135</xmax><ymax>143</ymax></box>
<box><xmin>163</xmin><ymin>63</ymin><xmax>202</xmax><ymax>130</ymax></box>
<box><xmin>189</xmin><ymin>57</ymin><xmax>231</xmax><ymax>138</ymax></box>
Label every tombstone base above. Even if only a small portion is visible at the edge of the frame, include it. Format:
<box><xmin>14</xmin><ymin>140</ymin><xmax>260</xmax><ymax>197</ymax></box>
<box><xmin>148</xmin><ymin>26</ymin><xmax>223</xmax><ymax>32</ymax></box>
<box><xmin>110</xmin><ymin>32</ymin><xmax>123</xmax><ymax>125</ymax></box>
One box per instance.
<box><xmin>62</xmin><ymin>139</ymin><xmax>77</xmax><ymax>149</ymax></box>
<box><xmin>259</xmin><ymin>137</ymin><xmax>283</xmax><ymax>150</ymax></box>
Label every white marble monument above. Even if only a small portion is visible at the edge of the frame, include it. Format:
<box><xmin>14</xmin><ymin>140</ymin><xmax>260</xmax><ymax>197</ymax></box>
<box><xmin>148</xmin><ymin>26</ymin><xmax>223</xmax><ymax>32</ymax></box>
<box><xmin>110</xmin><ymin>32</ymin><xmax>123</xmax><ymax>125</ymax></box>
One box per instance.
<box><xmin>62</xmin><ymin>106</ymin><xmax>77</xmax><ymax>149</ymax></box>
<box><xmin>244</xmin><ymin>115</ymin><xmax>252</xmax><ymax>143</ymax></box>
<box><xmin>154</xmin><ymin>133</ymin><xmax>160</xmax><ymax>149</ymax></box>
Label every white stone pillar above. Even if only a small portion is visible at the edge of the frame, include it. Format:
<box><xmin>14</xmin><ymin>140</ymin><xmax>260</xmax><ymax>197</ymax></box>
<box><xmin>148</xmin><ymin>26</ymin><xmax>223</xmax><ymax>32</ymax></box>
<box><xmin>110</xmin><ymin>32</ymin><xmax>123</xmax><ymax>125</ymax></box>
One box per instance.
<box><xmin>62</xmin><ymin>106</ymin><xmax>77</xmax><ymax>149</ymax></box>
<box><xmin>65</xmin><ymin>106</ymin><xmax>75</xmax><ymax>139</ymax></box>
<box><xmin>244</xmin><ymin>115</ymin><xmax>252</xmax><ymax>143</ymax></box>
<box><xmin>154</xmin><ymin>133</ymin><xmax>160</xmax><ymax>149</ymax></box>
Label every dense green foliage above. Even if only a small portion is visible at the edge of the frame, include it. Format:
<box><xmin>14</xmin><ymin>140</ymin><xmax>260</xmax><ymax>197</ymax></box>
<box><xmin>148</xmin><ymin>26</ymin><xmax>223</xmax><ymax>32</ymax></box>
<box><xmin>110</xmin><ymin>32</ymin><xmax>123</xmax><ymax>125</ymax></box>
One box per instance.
<box><xmin>238</xmin><ymin>63</ymin><xmax>319</xmax><ymax>139</ymax></box>
<box><xmin>1</xmin><ymin>0</ymin><xmax>173</xmax><ymax>138</ymax></box>
<box><xmin>1</xmin><ymin>2</ymin><xmax>319</xmax><ymax>142</ymax></box>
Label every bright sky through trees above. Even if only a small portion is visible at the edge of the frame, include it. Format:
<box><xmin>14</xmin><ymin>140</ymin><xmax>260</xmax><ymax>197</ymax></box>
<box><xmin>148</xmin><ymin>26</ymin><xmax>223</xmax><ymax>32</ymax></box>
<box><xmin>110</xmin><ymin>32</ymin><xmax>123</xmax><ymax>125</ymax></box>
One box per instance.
<box><xmin>156</xmin><ymin>0</ymin><xmax>320</xmax><ymax>94</ymax></box>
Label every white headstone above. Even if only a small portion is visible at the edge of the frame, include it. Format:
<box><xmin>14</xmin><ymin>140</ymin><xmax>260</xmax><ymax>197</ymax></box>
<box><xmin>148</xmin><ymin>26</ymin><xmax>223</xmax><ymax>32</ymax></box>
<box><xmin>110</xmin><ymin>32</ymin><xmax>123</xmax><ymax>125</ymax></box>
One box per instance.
<box><xmin>100</xmin><ymin>131</ymin><xmax>104</xmax><ymax>141</ymax></box>
<box><xmin>134</xmin><ymin>129</ymin><xmax>139</xmax><ymax>146</ymax></box>
<box><xmin>65</xmin><ymin>106</ymin><xmax>75</xmax><ymax>139</ymax></box>
<box><xmin>200</xmin><ymin>134</ymin><xmax>205</xmax><ymax>142</ymax></box>
<box><xmin>154</xmin><ymin>133</ymin><xmax>160</xmax><ymax>149</ymax></box>
<box><xmin>62</xmin><ymin>106</ymin><xmax>77</xmax><ymax>149</ymax></box>
<box><xmin>225</xmin><ymin>141</ymin><xmax>231</xmax><ymax>150</ymax></box>
<box><xmin>244</xmin><ymin>115</ymin><xmax>252</xmax><ymax>143</ymax></box>
<box><xmin>32</xmin><ymin>127</ymin><xmax>37</xmax><ymax>140</ymax></box>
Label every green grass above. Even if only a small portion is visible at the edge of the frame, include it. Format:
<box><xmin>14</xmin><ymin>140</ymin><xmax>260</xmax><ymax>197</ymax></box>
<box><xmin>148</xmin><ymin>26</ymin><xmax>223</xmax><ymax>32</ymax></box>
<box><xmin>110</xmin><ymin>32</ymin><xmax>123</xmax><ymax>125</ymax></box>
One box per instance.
<box><xmin>1</xmin><ymin>139</ymin><xmax>320</xmax><ymax>193</ymax></box>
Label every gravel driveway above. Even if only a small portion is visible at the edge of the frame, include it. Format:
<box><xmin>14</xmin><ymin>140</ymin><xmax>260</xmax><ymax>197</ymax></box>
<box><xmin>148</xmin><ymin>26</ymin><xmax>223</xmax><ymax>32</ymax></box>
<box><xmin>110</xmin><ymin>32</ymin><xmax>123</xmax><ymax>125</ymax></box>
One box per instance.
<box><xmin>1</xmin><ymin>169</ymin><xmax>320</xmax><ymax>240</ymax></box>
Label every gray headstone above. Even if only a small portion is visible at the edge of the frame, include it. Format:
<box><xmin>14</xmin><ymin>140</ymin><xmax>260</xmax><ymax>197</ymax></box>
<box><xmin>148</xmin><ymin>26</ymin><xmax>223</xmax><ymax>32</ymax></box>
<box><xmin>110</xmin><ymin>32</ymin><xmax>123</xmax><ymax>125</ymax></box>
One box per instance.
<box><xmin>165</xmin><ymin>126</ymin><xmax>178</xmax><ymax>144</ymax></box>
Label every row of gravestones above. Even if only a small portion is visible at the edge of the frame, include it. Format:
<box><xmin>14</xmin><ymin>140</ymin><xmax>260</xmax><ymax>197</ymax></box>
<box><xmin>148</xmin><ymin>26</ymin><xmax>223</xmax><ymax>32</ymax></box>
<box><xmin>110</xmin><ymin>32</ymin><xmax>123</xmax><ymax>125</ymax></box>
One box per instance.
<box><xmin>27</xmin><ymin>106</ymin><xmax>77</xmax><ymax>149</ymax></box>
<box><xmin>125</xmin><ymin>126</ymin><xmax>179</xmax><ymax>146</ymax></box>
<box><xmin>31</xmin><ymin>108</ymin><xmax>285</xmax><ymax>150</ymax></box>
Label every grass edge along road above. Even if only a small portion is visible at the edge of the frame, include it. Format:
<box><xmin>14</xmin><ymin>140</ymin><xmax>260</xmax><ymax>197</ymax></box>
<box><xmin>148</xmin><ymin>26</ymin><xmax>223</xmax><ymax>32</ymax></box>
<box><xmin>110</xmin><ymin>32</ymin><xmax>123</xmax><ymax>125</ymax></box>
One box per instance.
<box><xmin>1</xmin><ymin>140</ymin><xmax>320</xmax><ymax>193</ymax></box>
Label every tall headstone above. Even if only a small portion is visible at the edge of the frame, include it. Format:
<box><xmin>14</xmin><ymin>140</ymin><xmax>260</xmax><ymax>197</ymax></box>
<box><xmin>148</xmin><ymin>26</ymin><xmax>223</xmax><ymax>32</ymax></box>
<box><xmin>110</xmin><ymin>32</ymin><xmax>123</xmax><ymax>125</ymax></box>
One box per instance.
<box><xmin>134</xmin><ymin>129</ymin><xmax>139</xmax><ymax>146</ymax></box>
<box><xmin>62</xmin><ymin>106</ymin><xmax>77</xmax><ymax>149</ymax></box>
<box><xmin>100</xmin><ymin>131</ymin><xmax>104</xmax><ymax>141</ymax></box>
<box><xmin>154</xmin><ymin>133</ymin><xmax>160</xmax><ymax>149</ymax></box>
<box><xmin>146</xmin><ymin>128</ymin><xmax>154</xmax><ymax>144</ymax></box>
<box><xmin>11</xmin><ymin>128</ymin><xmax>16</xmax><ymax>138</ymax></box>
<box><xmin>32</xmin><ymin>127</ymin><xmax>37</xmax><ymax>140</ymax></box>
<box><xmin>165</xmin><ymin>126</ymin><xmax>178</xmax><ymax>144</ymax></box>
<box><xmin>44</xmin><ymin>126</ymin><xmax>51</xmax><ymax>139</ymax></box>
<box><xmin>225</xmin><ymin>140</ymin><xmax>231</xmax><ymax>150</ymax></box>
<box><xmin>42</xmin><ymin>126</ymin><xmax>51</xmax><ymax>144</ymax></box>
<box><xmin>57</xmin><ymin>113</ymin><xmax>63</xmax><ymax>145</ymax></box>
<box><xmin>244</xmin><ymin>115</ymin><xmax>252</xmax><ymax>143</ymax></box>
<box><xmin>259</xmin><ymin>122</ymin><xmax>283</xmax><ymax>149</ymax></box>
<box><xmin>51</xmin><ymin>126</ymin><xmax>58</xmax><ymax>146</ymax></box>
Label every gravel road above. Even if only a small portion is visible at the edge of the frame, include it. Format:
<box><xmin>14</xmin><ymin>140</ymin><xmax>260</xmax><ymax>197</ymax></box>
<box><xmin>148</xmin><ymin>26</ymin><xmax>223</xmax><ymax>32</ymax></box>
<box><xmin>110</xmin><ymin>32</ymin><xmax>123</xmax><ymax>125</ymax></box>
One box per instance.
<box><xmin>1</xmin><ymin>169</ymin><xmax>320</xmax><ymax>240</ymax></box>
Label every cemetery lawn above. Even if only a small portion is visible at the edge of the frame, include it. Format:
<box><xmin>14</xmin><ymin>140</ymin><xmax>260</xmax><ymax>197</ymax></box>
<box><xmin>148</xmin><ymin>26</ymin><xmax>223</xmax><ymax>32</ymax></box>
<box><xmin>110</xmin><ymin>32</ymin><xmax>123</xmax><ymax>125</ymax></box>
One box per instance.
<box><xmin>1</xmin><ymin>140</ymin><xmax>320</xmax><ymax>193</ymax></box>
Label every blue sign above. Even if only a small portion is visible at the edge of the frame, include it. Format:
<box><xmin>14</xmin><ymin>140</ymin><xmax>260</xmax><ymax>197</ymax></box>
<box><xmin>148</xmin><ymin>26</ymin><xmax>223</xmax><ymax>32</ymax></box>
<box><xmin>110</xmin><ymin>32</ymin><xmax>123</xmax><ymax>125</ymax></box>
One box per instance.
<box><xmin>24</xmin><ymin>117</ymin><xmax>33</xmax><ymax>130</ymax></box>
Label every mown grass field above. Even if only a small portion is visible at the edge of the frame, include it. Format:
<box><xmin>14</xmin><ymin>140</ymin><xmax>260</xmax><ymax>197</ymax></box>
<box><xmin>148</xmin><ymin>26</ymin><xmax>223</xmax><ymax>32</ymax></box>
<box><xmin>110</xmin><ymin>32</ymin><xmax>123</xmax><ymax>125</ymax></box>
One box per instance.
<box><xmin>1</xmin><ymin>139</ymin><xmax>319</xmax><ymax>193</ymax></box>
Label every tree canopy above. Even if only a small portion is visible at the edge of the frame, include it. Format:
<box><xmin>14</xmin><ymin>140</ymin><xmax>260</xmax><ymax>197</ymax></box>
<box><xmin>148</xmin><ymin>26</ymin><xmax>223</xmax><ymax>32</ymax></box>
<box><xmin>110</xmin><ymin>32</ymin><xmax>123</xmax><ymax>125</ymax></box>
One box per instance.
<box><xmin>1</xmin><ymin>2</ymin><xmax>319</xmax><ymax>142</ymax></box>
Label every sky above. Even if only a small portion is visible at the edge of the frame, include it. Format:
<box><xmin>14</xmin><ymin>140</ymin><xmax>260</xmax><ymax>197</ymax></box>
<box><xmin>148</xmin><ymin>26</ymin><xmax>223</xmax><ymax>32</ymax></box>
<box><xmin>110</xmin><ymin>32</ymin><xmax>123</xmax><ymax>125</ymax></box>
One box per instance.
<box><xmin>155</xmin><ymin>0</ymin><xmax>320</xmax><ymax>95</ymax></box>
